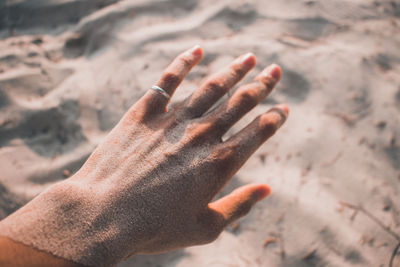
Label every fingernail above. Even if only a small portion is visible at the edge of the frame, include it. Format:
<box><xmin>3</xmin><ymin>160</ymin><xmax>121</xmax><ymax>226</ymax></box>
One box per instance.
<box><xmin>276</xmin><ymin>104</ymin><xmax>289</xmax><ymax>117</ymax></box>
<box><xmin>256</xmin><ymin>185</ymin><xmax>271</xmax><ymax>200</ymax></box>
<box><xmin>241</xmin><ymin>52</ymin><xmax>256</xmax><ymax>67</ymax></box>
<box><xmin>264</xmin><ymin>63</ymin><xmax>281</xmax><ymax>81</ymax></box>
<box><xmin>271</xmin><ymin>104</ymin><xmax>289</xmax><ymax>128</ymax></box>
<box><xmin>189</xmin><ymin>45</ymin><xmax>202</xmax><ymax>57</ymax></box>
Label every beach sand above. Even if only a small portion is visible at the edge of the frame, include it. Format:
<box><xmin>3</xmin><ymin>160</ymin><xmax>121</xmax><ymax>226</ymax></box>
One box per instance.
<box><xmin>0</xmin><ymin>0</ymin><xmax>399</xmax><ymax>266</ymax></box>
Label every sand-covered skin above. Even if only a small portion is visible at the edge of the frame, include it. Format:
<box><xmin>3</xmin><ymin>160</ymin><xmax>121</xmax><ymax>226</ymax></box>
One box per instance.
<box><xmin>0</xmin><ymin>0</ymin><xmax>399</xmax><ymax>266</ymax></box>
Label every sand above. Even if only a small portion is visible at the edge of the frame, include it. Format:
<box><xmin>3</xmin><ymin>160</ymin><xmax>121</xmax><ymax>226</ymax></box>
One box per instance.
<box><xmin>0</xmin><ymin>0</ymin><xmax>399</xmax><ymax>266</ymax></box>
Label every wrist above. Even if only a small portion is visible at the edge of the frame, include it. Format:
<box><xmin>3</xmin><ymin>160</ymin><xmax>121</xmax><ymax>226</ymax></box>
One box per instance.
<box><xmin>0</xmin><ymin>236</ymin><xmax>85</xmax><ymax>267</ymax></box>
<box><xmin>0</xmin><ymin>180</ymin><xmax>125</xmax><ymax>267</ymax></box>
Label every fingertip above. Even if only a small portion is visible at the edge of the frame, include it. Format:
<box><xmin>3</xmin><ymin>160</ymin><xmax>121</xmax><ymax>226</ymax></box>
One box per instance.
<box><xmin>261</xmin><ymin>104</ymin><xmax>288</xmax><ymax>130</ymax></box>
<box><xmin>266</xmin><ymin>63</ymin><xmax>282</xmax><ymax>81</ymax></box>
<box><xmin>275</xmin><ymin>103</ymin><xmax>289</xmax><ymax>116</ymax></box>
<box><xmin>190</xmin><ymin>44</ymin><xmax>203</xmax><ymax>59</ymax></box>
<box><xmin>242</xmin><ymin>52</ymin><xmax>257</xmax><ymax>68</ymax></box>
<box><xmin>255</xmin><ymin>184</ymin><xmax>271</xmax><ymax>200</ymax></box>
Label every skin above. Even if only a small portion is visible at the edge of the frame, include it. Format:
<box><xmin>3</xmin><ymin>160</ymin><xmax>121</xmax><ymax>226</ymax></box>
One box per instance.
<box><xmin>0</xmin><ymin>236</ymin><xmax>83</xmax><ymax>267</ymax></box>
<box><xmin>0</xmin><ymin>45</ymin><xmax>288</xmax><ymax>267</ymax></box>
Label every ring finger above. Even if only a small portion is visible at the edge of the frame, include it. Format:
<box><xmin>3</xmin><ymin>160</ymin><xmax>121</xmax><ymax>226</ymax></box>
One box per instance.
<box><xmin>134</xmin><ymin>45</ymin><xmax>203</xmax><ymax>117</ymax></box>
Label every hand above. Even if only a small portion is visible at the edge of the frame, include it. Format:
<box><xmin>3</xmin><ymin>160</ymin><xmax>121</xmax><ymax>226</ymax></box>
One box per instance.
<box><xmin>0</xmin><ymin>45</ymin><xmax>288</xmax><ymax>267</ymax></box>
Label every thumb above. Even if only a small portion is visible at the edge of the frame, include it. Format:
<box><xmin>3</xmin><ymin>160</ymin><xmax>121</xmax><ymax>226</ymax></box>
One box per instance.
<box><xmin>208</xmin><ymin>183</ymin><xmax>270</xmax><ymax>227</ymax></box>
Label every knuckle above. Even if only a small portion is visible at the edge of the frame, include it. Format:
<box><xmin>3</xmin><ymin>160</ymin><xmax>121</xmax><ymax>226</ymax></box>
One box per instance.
<box><xmin>211</xmin><ymin>145</ymin><xmax>237</xmax><ymax>170</ymax></box>
<box><xmin>186</xmin><ymin>122</ymin><xmax>213</xmax><ymax>141</ymax></box>
<box><xmin>178</xmin><ymin>55</ymin><xmax>193</xmax><ymax>67</ymax></box>
<box><xmin>122</xmin><ymin>107</ymin><xmax>142</xmax><ymax>122</ymax></box>
<box><xmin>260</xmin><ymin>114</ymin><xmax>280</xmax><ymax>135</ymax></box>
<box><xmin>231</xmin><ymin>64</ymin><xmax>246</xmax><ymax>77</ymax></box>
<box><xmin>238</xmin><ymin>88</ymin><xmax>259</xmax><ymax>107</ymax></box>
<box><xmin>206</xmin><ymin>78</ymin><xmax>226</xmax><ymax>93</ymax></box>
<box><xmin>120</xmin><ymin>107</ymin><xmax>148</xmax><ymax>127</ymax></box>
<box><xmin>256</xmin><ymin>75</ymin><xmax>277</xmax><ymax>90</ymax></box>
<box><xmin>161</xmin><ymin>71</ymin><xmax>181</xmax><ymax>87</ymax></box>
<box><xmin>214</xmin><ymin>146</ymin><xmax>235</xmax><ymax>163</ymax></box>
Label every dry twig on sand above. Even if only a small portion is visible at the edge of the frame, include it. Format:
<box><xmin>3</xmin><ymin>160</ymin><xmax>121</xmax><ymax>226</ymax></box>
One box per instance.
<box><xmin>263</xmin><ymin>237</ymin><xmax>277</xmax><ymax>247</ymax></box>
<box><xmin>301</xmin><ymin>247</ymin><xmax>317</xmax><ymax>260</ymax></box>
<box><xmin>340</xmin><ymin>201</ymin><xmax>400</xmax><ymax>267</ymax></box>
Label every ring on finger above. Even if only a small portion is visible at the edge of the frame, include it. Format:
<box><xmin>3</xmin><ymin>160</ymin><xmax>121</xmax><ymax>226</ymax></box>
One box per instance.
<box><xmin>151</xmin><ymin>85</ymin><xmax>170</xmax><ymax>100</ymax></box>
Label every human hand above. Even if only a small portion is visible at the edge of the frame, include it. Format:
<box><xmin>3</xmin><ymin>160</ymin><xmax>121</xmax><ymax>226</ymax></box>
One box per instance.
<box><xmin>0</xmin><ymin>45</ymin><xmax>288</xmax><ymax>267</ymax></box>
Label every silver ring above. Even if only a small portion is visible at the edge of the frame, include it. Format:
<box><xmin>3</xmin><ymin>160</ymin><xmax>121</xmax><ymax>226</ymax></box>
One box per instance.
<box><xmin>151</xmin><ymin>85</ymin><xmax>170</xmax><ymax>100</ymax></box>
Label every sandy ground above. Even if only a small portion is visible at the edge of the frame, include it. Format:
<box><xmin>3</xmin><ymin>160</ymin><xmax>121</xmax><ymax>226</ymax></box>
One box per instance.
<box><xmin>0</xmin><ymin>0</ymin><xmax>400</xmax><ymax>266</ymax></box>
